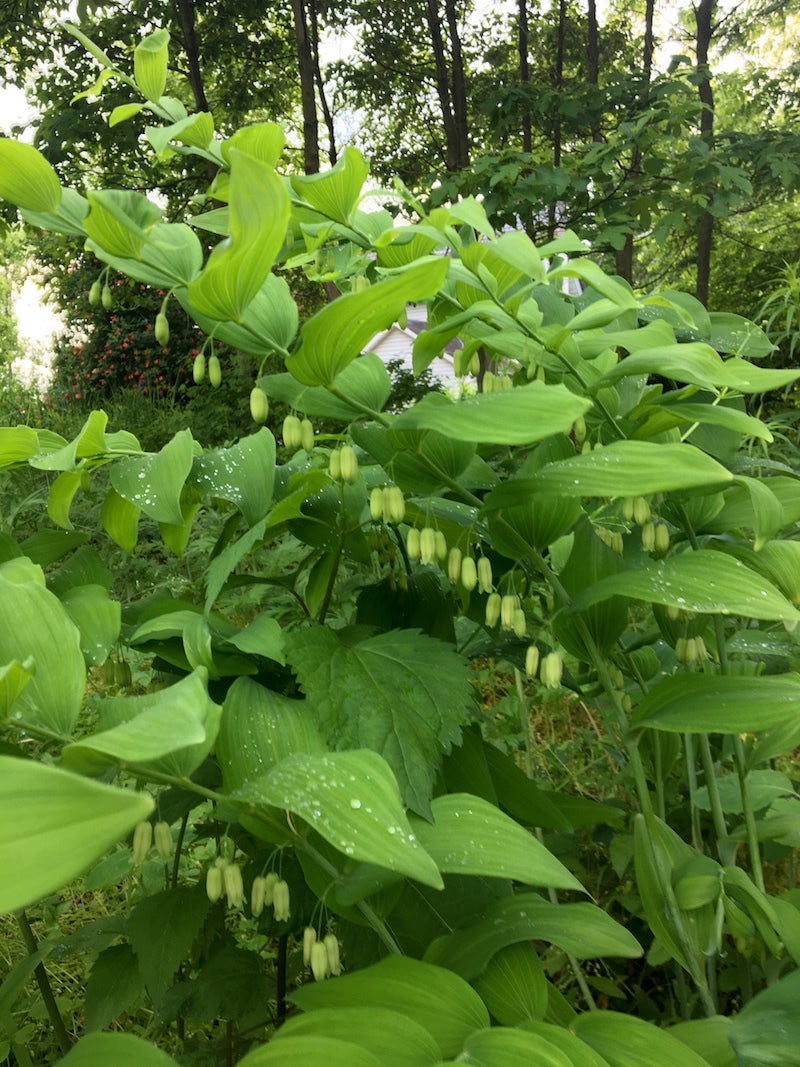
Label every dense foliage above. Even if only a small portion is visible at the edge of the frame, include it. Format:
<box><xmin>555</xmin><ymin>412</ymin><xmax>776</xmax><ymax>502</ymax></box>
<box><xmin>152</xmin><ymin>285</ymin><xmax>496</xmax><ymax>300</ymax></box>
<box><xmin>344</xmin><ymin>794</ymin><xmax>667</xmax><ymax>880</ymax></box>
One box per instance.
<box><xmin>2</xmin><ymin>23</ymin><xmax>800</xmax><ymax>1067</ymax></box>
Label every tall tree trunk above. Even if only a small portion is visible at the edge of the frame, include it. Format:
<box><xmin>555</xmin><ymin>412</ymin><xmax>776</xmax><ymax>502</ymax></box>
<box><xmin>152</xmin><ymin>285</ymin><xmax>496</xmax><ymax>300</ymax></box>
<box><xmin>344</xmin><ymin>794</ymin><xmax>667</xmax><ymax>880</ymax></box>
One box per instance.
<box><xmin>614</xmin><ymin>0</ymin><xmax>655</xmax><ymax>284</ymax></box>
<box><xmin>426</xmin><ymin>0</ymin><xmax>460</xmax><ymax>170</ymax></box>
<box><xmin>445</xmin><ymin>0</ymin><xmax>470</xmax><ymax>168</ymax></box>
<box><xmin>175</xmin><ymin>0</ymin><xmax>209</xmax><ymax>113</ymax></box>
<box><xmin>548</xmin><ymin>0</ymin><xmax>566</xmax><ymax>238</ymax></box>
<box><xmin>695</xmin><ymin>0</ymin><xmax>716</xmax><ymax>306</ymax></box>
<box><xmin>290</xmin><ymin>0</ymin><xmax>320</xmax><ymax>174</ymax></box>
<box><xmin>519</xmin><ymin>0</ymin><xmax>532</xmax><ymax>154</ymax></box>
<box><xmin>309</xmin><ymin>0</ymin><xmax>337</xmax><ymax>165</ymax></box>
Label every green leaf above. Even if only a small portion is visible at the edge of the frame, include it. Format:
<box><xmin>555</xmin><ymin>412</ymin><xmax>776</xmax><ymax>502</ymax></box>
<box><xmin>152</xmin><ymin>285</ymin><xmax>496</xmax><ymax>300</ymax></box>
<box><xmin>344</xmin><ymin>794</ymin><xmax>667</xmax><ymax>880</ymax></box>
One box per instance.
<box><xmin>48</xmin><ymin>470</ymin><xmax>83</xmax><ymax>528</ymax></box>
<box><xmin>520</xmin><ymin>1022</ymin><xmax>613</xmax><ymax>1067</ymax></box>
<box><xmin>708</xmin><ymin>312</ymin><xmax>774</xmax><ymax>358</ymax></box>
<box><xmin>290</xmin><ymin>146</ymin><xmax>369</xmax><ymax>224</ymax></box>
<box><xmin>692</xmin><ymin>770</ymin><xmax>793</xmax><ymax>814</ymax></box>
<box><xmin>472</xmin><ymin>943</ymin><xmax>548</xmax><ymax>1026</ymax></box>
<box><xmin>569</xmin><ymin>549</ymin><xmax>800</xmax><ymax>622</ymax></box>
<box><xmin>0</xmin><ymin>425</ymin><xmax>40</xmax><ymax>467</ymax></box>
<box><xmin>185</xmin><ymin>272</ymin><xmax>297</xmax><ymax>357</ymax></box>
<box><xmin>274</xmin><ymin>1007</ymin><xmax>442</xmax><ymax>1067</ymax></box>
<box><xmin>289</xmin><ymin>956</ymin><xmax>490</xmax><ymax>1059</ymax></box>
<box><xmin>668</xmin><ymin>1018</ymin><xmax>736</xmax><ymax>1067</ymax></box>
<box><xmin>455</xmin><ymin>1028</ymin><xmax>576</xmax><ymax>1066</ymax></box>
<box><xmin>236</xmin><ymin>750</ymin><xmax>442</xmax><ymax>887</ymax></box>
<box><xmin>425</xmin><ymin>894</ymin><xmax>642</xmax><ymax>979</ymax></box>
<box><xmin>632</xmin><ymin>673</ymin><xmax>800</xmax><ymax>734</ymax></box>
<box><xmin>224</xmin><ymin>613</ymin><xmax>286</xmax><ymax>663</ymax></box>
<box><xmin>599</xmin><ymin>344</ymin><xmax>800</xmax><ymax>394</ymax></box>
<box><xmin>637</xmin><ymin>401</ymin><xmax>773</xmax><ymax>443</ymax></box>
<box><xmin>134</xmin><ymin>29</ymin><xmax>170</xmax><ymax>102</ymax></box>
<box><xmin>573</xmin><ymin>1011</ymin><xmax>714</xmax><ymax>1067</ymax></box>
<box><xmin>0</xmin><ymin>140</ymin><xmax>61</xmax><ymax>213</ymax></box>
<box><xmin>110</xmin><ymin>430</ymin><xmax>195</xmax><ymax>526</ymax></box>
<box><xmin>0</xmin><ymin>573</ymin><xmax>85</xmax><ymax>735</ymax></box>
<box><xmin>530</xmin><ymin>441</ymin><xmax>731</xmax><ymax>497</ymax></box>
<box><xmin>0</xmin><ymin>756</ymin><xmax>153</xmax><ymax>913</ymax></box>
<box><xmin>187</xmin><ymin>147</ymin><xmax>290</xmax><ymax>321</ymax></box>
<box><xmin>411</xmin><ymin>794</ymin><xmax>582</xmax><ymax>890</ymax></box>
<box><xmin>286</xmin><ymin>627</ymin><xmax>472</xmax><ymax>816</ymax></box>
<box><xmin>62</xmin><ymin>668</ymin><xmax>220</xmax><ymax>777</ymax></box>
<box><xmin>260</xmin><ymin>352</ymin><xmax>391</xmax><ymax>419</ymax></box>
<box><xmin>109</xmin><ymin>102</ymin><xmax>144</xmax><ymax>127</ymax></box>
<box><xmin>287</xmin><ymin>258</ymin><xmax>449</xmax><ymax>386</ymax></box>
<box><xmin>57</xmin><ymin>1033</ymin><xmax>180</xmax><ymax>1067</ymax></box>
<box><xmin>60</xmin><ymin>584</ymin><xmax>121</xmax><ymax>666</ymax></box>
<box><xmin>84</xmin><ymin>189</ymin><xmax>162</xmax><ymax>259</ymax></box>
<box><xmin>0</xmin><ymin>657</ymin><xmax>35</xmax><ymax>719</ymax></box>
<box><xmin>239</xmin><ymin>1037</ymin><xmax>382</xmax><ymax>1067</ymax></box>
<box><xmin>392</xmin><ymin>384</ymin><xmax>590</xmax><ymax>446</ymax></box>
<box><xmin>127</xmin><ymin>887</ymin><xmax>211</xmax><ymax>999</ymax></box>
<box><xmin>189</xmin><ymin>429</ymin><xmax>276</xmax><ymax>526</ymax></box>
<box><xmin>101</xmin><ymin>487</ymin><xmax>140</xmax><ymax>553</ymax></box>
<box><xmin>21</xmin><ymin>186</ymin><xmax>89</xmax><ymax>237</ymax></box>
<box><xmin>217</xmin><ymin>677</ymin><xmax>326</xmax><ymax>791</ymax></box>
<box><xmin>204</xmin><ymin>517</ymin><xmax>267</xmax><ymax>612</ymax></box>
<box><xmin>84</xmin><ymin>943</ymin><xmax>144</xmax><ymax>1031</ymax></box>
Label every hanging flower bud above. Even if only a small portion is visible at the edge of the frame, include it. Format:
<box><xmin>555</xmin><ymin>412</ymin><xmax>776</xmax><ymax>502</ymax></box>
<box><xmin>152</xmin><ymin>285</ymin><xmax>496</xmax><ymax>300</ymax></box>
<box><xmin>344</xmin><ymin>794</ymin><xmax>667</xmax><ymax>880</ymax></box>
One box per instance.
<box><xmin>303</xmin><ymin>926</ymin><xmax>317</xmax><ymax>966</ymax></box>
<box><xmin>477</xmin><ymin>556</ymin><xmax>493</xmax><ymax>593</ymax></box>
<box><xmin>223</xmin><ymin>863</ymin><xmax>244</xmax><ymax>908</ymax></box>
<box><xmin>370</xmin><ymin>487</ymin><xmax>384</xmax><ymax>521</ymax></box>
<box><xmin>101</xmin><ymin>283</ymin><xmax>113</xmax><ymax>309</ymax></box>
<box><xmin>460</xmin><ymin>556</ymin><xmax>478</xmax><ymax>591</ymax></box>
<box><xmin>193</xmin><ymin>352</ymin><xmax>206</xmax><ymax>383</ymax></box>
<box><xmin>397</xmin><ymin>306</ymin><xmax>408</xmax><ymax>330</ymax></box>
<box><xmin>641</xmin><ymin>521</ymin><xmax>656</xmax><ymax>552</ymax></box>
<box><xmin>301</xmin><ymin>418</ymin><xmax>315</xmax><ymax>452</ymax></box>
<box><xmin>611</xmin><ymin>532</ymin><xmax>624</xmax><ymax>556</ymax></box>
<box><xmin>501</xmin><ymin>594</ymin><xmax>519</xmax><ymax>630</ymax></box>
<box><xmin>453</xmin><ymin>350</ymin><xmax>465</xmax><ymax>377</ymax></box>
<box><xmin>434</xmin><ymin>530</ymin><xmax>448</xmax><ymax>561</ymax></box>
<box><xmin>406</xmin><ymin>527</ymin><xmax>421</xmax><ymax>560</ymax></box>
<box><xmin>206</xmin><ymin>865</ymin><xmax>223</xmax><ymax>903</ymax></box>
<box><xmin>249</xmin><ymin>387</ymin><xmax>269</xmax><ymax>424</ymax></box>
<box><xmin>384</xmin><ymin>486</ymin><xmax>405</xmax><ymax>523</ymax></box>
<box><xmin>339</xmin><ymin>445</ymin><xmax>358</xmax><ymax>483</ymax></box>
<box><xmin>483</xmin><ymin>370</ymin><xmax>495</xmax><ymax>394</ymax></box>
<box><xmin>573</xmin><ymin>415</ymin><xmax>586</xmax><ymax>445</ymax></box>
<box><xmin>89</xmin><ymin>280</ymin><xmax>101</xmax><ymax>306</ymax></box>
<box><xmin>420</xmin><ymin>527</ymin><xmax>437</xmax><ymax>565</ymax></box>
<box><xmin>251</xmin><ymin>875</ymin><xmax>268</xmax><ymax>917</ymax></box>
<box><xmin>283</xmin><ymin>414</ymin><xmax>302</xmax><ymax>450</ymax></box>
<box><xmin>525</xmin><ymin>645</ymin><xmax>540</xmax><ymax>678</ymax></box>
<box><xmin>485</xmin><ymin>592</ymin><xmax>502</xmax><ymax>627</ymax></box>
<box><xmin>540</xmin><ymin>651</ymin><xmax>563</xmax><ymax>689</ymax></box>
<box><xmin>153</xmin><ymin>821</ymin><xmax>172</xmax><ymax>861</ymax></box>
<box><xmin>468</xmin><ymin>352</ymin><xmax>480</xmax><ymax>376</ymax></box>
<box><xmin>328</xmin><ymin>448</ymin><xmax>342</xmax><ymax>480</ymax></box>
<box><xmin>155</xmin><ymin>312</ymin><xmax>170</xmax><ymax>346</ymax></box>
<box><xmin>512</xmin><ymin>608</ymin><xmax>527</xmax><ymax>639</ymax></box>
<box><xmin>131</xmin><ymin>820</ymin><xmax>152</xmax><ymax>865</ymax></box>
<box><xmin>675</xmin><ymin>636</ymin><xmax>689</xmax><ymax>663</ymax></box>
<box><xmin>633</xmin><ymin>497</ymin><xmax>651</xmax><ymax>526</ymax></box>
<box><xmin>263</xmin><ymin>871</ymin><xmax>279</xmax><ymax>907</ymax></box>
<box><xmin>310</xmin><ymin>940</ymin><xmax>330</xmax><ymax>981</ymax></box>
<box><xmin>324</xmin><ymin>933</ymin><xmax>342</xmax><ymax>976</ymax></box>
<box><xmin>654</xmin><ymin>523</ymin><xmax>670</xmax><ymax>554</ymax></box>
<box><xmin>272</xmin><ymin>878</ymin><xmax>291</xmax><ymax>921</ymax></box>
<box><xmin>208</xmin><ymin>354</ymin><xmax>222</xmax><ymax>388</ymax></box>
<box><xmin>447</xmin><ymin>546</ymin><xmax>462</xmax><ymax>583</ymax></box>
<box><xmin>622</xmin><ymin>498</ymin><xmax>635</xmax><ymax>522</ymax></box>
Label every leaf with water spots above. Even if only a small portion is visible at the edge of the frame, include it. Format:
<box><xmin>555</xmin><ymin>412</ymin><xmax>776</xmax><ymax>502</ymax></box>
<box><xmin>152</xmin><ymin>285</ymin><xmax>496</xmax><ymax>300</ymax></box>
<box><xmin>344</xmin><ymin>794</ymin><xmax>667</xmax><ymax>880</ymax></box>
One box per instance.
<box><xmin>286</xmin><ymin>627</ymin><xmax>472</xmax><ymax>816</ymax></box>
<box><xmin>235</xmin><ymin>749</ymin><xmax>443</xmax><ymax>887</ymax></box>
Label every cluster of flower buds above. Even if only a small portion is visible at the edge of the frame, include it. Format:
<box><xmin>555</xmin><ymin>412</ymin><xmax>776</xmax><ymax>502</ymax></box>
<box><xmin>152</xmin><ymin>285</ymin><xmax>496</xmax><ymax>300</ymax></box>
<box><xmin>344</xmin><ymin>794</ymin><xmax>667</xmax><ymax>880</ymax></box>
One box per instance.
<box><xmin>622</xmin><ymin>496</ymin><xmax>652</xmax><ymax>526</ymax></box>
<box><xmin>369</xmin><ymin>485</ymin><xmax>406</xmax><ymax>523</ymax></box>
<box><xmin>675</xmin><ymin>636</ymin><xmax>709</xmax><ymax>665</ymax></box>
<box><xmin>283</xmin><ymin>415</ymin><xmax>315</xmax><ymax>452</ymax></box>
<box><xmin>485</xmin><ymin>592</ymin><xmax>526</xmax><ymax>636</ymax></box>
<box><xmin>406</xmin><ymin>526</ymin><xmax>448</xmax><ymax>566</ymax></box>
<box><xmin>329</xmin><ymin>445</ymin><xmax>358</xmax><ymax>483</ymax></box>
<box><xmin>303</xmin><ymin>927</ymin><xmax>342</xmax><ymax>980</ymax></box>
<box><xmin>641</xmin><ymin>521</ymin><xmax>670</xmax><ymax>555</ymax></box>
<box><xmin>205</xmin><ymin>857</ymin><xmax>245</xmax><ymax>908</ymax></box>
<box><xmin>482</xmin><ymin>370</ymin><xmax>513</xmax><ymax>393</ymax></box>
<box><xmin>606</xmin><ymin>665</ymin><xmax>632</xmax><ymax>712</ymax></box>
<box><xmin>597</xmin><ymin>526</ymin><xmax>624</xmax><ymax>556</ymax></box>
<box><xmin>250</xmin><ymin>872</ymin><xmax>291</xmax><ymax>921</ymax></box>
<box><xmin>452</xmin><ymin>348</ymin><xmax>481</xmax><ymax>377</ymax></box>
<box><xmin>539</xmin><ymin>650</ymin><xmax>564</xmax><ymax>689</ymax></box>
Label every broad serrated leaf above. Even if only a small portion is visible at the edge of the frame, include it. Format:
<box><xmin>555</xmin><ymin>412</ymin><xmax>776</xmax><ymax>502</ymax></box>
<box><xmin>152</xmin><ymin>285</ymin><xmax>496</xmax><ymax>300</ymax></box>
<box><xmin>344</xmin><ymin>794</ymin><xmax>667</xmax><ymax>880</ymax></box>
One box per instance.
<box><xmin>127</xmin><ymin>887</ymin><xmax>211</xmax><ymax>999</ymax></box>
<box><xmin>0</xmin><ymin>757</ymin><xmax>153</xmax><ymax>913</ymax></box>
<box><xmin>234</xmin><ymin>750</ymin><xmax>442</xmax><ymax>887</ymax></box>
<box><xmin>286</xmin><ymin>627</ymin><xmax>472</xmax><ymax>815</ymax></box>
<box><xmin>84</xmin><ymin>943</ymin><xmax>144</xmax><ymax>1031</ymax></box>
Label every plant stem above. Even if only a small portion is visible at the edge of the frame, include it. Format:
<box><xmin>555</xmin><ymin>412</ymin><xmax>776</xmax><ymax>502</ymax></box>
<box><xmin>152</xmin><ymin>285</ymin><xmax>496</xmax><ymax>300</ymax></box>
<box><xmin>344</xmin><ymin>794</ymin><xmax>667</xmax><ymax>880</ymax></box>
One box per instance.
<box><xmin>172</xmin><ymin>810</ymin><xmax>190</xmax><ymax>890</ymax></box>
<box><xmin>684</xmin><ymin>733</ymin><xmax>703</xmax><ymax>851</ymax></box>
<box><xmin>14</xmin><ymin>911</ymin><xmax>72</xmax><ymax>1056</ymax></box>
